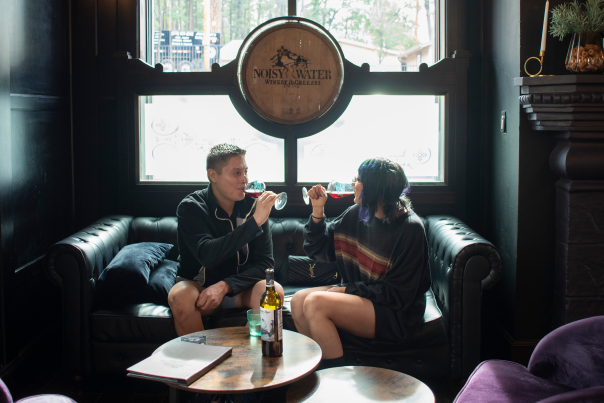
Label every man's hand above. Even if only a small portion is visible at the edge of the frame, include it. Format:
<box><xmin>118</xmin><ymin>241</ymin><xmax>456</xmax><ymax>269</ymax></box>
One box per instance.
<box><xmin>253</xmin><ymin>191</ymin><xmax>278</xmax><ymax>227</ymax></box>
<box><xmin>326</xmin><ymin>286</ymin><xmax>346</xmax><ymax>293</ymax></box>
<box><xmin>196</xmin><ymin>281</ymin><xmax>231</xmax><ymax>312</ymax></box>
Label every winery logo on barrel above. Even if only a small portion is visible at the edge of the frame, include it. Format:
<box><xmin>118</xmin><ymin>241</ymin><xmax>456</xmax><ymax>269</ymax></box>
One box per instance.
<box><xmin>253</xmin><ymin>45</ymin><xmax>332</xmax><ymax>88</ymax></box>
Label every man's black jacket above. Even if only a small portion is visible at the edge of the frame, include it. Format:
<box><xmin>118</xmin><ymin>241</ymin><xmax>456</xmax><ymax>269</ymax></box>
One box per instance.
<box><xmin>176</xmin><ymin>184</ymin><xmax>273</xmax><ymax>295</ymax></box>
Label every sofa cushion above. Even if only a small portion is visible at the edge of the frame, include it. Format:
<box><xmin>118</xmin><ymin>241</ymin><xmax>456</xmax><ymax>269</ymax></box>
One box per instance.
<box><xmin>453</xmin><ymin>360</ymin><xmax>575</xmax><ymax>403</ymax></box>
<box><xmin>90</xmin><ymin>303</ymin><xmax>249</xmax><ymax>343</ymax></box>
<box><xmin>146</xmin><ymin>259</ymin><xmax>178</xmax><ymax>306</ymax></box>
<box><xmin>97</xmin><ymin>242</ymin><xmax>173</xmax><ymax>303</ymax></box>
<box><xmin>91</xmin><ymin>303</ymin><xmax>177</xmax><ymax>343</ymax></box>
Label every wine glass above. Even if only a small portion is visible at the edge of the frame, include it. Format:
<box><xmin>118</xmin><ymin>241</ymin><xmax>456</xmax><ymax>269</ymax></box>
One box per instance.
<box><xmin>302</xmin><ymin>179</ymin><xmax>355</xmax><ymax>205</ymax></box>
<box><xmin>245</xmin><ymin>180</ymin><xmax>288</xmax><ymax>210</ymax></box>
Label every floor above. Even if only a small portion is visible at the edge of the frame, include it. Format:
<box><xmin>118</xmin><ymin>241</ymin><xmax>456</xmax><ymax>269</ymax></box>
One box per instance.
<box><xmin>23</xmin><ymin>371</ymin><xmax>172</xmax><ymax>403</ymax></box>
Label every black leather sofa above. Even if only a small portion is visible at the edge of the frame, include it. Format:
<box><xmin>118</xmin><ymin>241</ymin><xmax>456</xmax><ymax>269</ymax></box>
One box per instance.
<box><xmin>46</xmin><ymin>214</ymin><xmax>501</xmax><ymax>383</ymax></box>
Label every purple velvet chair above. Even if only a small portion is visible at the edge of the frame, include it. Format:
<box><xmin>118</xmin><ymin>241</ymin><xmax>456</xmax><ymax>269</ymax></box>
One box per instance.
<box><xmin>454</xmin><ymin>315</ymin><xmax>604</xmax><ymax>403</ymax></box>
<box><xmin>0</xmin><ymin>379</ymin><xmax>76</xmax><ymax>403</ymax></box>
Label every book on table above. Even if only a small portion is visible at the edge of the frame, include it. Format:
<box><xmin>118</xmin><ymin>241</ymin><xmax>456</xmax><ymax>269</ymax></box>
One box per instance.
<box><xmin>127</xmin><ymin>338</ymin><xmax>232</xmax><ymax>386</ymax></box>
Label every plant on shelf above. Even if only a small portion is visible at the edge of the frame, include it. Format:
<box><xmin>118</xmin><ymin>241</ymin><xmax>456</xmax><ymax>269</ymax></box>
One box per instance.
<box><xmin>550</xmin><ymin>0</ymin><xmax>604</xmax><ymax>73</ymax></box>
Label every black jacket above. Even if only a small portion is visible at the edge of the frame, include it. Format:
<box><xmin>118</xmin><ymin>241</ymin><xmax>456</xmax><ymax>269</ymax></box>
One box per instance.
<box><xmin>176</xmin><ymin>185</ymin><xmax>274</xmax><ymax>295</ymax></box>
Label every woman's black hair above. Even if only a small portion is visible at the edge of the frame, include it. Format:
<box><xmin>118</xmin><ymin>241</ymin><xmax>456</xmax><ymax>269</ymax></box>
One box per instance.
<box><xmin>357</xmin><ymin>158</ymin><xmax>411</xmax><ymax>223</ymax></box>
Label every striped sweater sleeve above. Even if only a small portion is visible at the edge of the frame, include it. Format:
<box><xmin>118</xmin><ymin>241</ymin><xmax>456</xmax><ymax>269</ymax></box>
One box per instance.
<box><xmin>345</xmin><ymin>218</ymin><xmax>430</xmax><ymax>310</ymax></box>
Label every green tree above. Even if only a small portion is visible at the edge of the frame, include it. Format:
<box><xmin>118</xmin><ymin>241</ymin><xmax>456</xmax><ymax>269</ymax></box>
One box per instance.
<box><xmin>368</xmin><ymin>0</ymin><xmax>413</xmax><ymax>62</ymax></box>
<box><xmin>152</xmin><ymin>0</ymin><xmax>425</xmax><ymax>66</ymax></box>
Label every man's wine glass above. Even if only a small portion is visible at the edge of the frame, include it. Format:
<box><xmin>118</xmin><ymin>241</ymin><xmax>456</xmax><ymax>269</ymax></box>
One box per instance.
<box><xmin>302</xmin><ymin>179</ymin><xmax>355</xmax><ymax>205</ymax></box>
<box><xmin>245</xmin><ymin>180</ymin><xmax>288</xmax><ymax>210</ymax></box>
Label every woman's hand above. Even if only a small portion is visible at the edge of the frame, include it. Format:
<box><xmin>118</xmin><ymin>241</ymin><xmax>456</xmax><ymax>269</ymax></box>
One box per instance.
<box><xmin>308</xmin><ymin>184</ymin><xmax>328</xmax><ymax>208</ymax></box>
<box><xmin>308</xmin><ymin>185</ymin><xmax>327</xmax><ymax>222</ymax></box>
<box><xmin>326</xmin><ymin>286</ymin><xmax>346</xmax><ymax>293</ymax></box>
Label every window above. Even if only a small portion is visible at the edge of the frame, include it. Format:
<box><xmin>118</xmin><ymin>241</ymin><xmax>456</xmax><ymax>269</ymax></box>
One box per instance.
<box><xmin>139</xmin><ymin>95</ymin><xmax>285</xmax><ymax>182</ymax></box>
<box><xmin>150</xmin><ymin>0</ymin><xmax>288</xmax><ymax>71</ymax></box>
<box><xmin>297</xmin><ymin>0</ymin><xmax>436</xmax><ymax>72</ymax></box>
<box><xmin>297</xmin><ymin>95</ymin><xmax>443</xmax><ymax>183</ymax></box>
<box><xmin>148</xmin><ymin>0</ymin><xmax>436</xmax><ymax>72</ymax></box>
<box><xmin>137</xmin><ymin>0</ymin><xmax>449</xmax><ymax>189</ymax></box>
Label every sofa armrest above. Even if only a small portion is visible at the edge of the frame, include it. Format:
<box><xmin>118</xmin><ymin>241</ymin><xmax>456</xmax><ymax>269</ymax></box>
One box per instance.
<box><xmin>528</xmin><ymin>316</ymin><xmax>604</xmax><ymax>390</ymax></box>
<box><xmin>425</xmin><ymin>215</ymin><xmax>502</xmax><ymax>380</ymax></box>
<box><xmin>45</xmin><ymin>215</ymin><xmax>133</xmax><ymax>375</ymax></box>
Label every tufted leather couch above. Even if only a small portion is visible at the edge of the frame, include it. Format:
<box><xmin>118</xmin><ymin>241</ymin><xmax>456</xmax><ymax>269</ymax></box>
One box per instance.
<box><xmin>46</xmin><ymin>214</ymin><xmax>501</xmax><ymax>383</ymax></box>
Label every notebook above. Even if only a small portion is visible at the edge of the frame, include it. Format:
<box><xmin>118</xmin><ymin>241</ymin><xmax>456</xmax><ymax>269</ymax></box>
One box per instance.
<box><xmin>127</xmin><ymin>338</ymin><xmax>232</xmax><ymax>386</ymax></box>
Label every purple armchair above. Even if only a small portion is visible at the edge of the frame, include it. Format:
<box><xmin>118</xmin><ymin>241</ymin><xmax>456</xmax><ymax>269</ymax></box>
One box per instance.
<box><xmin>454</xmin><ymin>315</ymin><xmax>604</xmax><ymax>403</ymax></box>
<box><xmin>0</xmin><ymin>379</ymin><xmax>76</xmax><ymax>403</ymax></box>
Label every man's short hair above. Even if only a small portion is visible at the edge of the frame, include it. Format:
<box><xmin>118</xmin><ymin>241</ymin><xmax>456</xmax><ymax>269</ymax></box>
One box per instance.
<box><xmin>206</xmin><ymin>143</ymin><xmax>247</xmax><ymax>174</ymax></box>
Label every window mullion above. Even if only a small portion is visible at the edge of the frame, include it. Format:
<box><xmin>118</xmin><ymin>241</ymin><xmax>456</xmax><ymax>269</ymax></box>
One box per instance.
<box><xmin>288</xmin><ymin>0</ymin><xmax>296</xmax><ymax>16</ymax></box>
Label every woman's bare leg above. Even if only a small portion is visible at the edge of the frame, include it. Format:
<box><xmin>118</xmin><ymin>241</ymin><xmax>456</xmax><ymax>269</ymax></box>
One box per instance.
<box><xmin>302</xmin><ymin>292</ymin><xmax>375</xmax><ymax>359</ymax></box>
<box><xmin>290</xmin><ymin>286</ymin><xmax>333</xmax><ymax>337</ymax></box>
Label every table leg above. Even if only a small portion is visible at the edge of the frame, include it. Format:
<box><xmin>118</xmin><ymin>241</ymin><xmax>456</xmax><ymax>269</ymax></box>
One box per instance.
<box><xmin>169</xmin><ymin>386</ymin><xmax>180</xmax><ymax>403</ymax></box>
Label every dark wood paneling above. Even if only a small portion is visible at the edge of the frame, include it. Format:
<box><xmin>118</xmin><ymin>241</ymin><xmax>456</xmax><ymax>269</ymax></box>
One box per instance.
<box><xmin>72</xmin><ymin>0</ymin><xmax>100</xmax><ymax>228</ymax></box>
<box><xmin>465</xmin><ymin>0</ymin><xmax>484</xmax><ymax>233</ymax></box>
<box><xmin>0</xmin><ymin>0</ymin><xmax>72</xmax><ymax>373</ymax></box>
<box><xmin>481</xmin><ymin>0</ymin><xmax>521</xmax><ymax>338</ymax></box>
<box><xmin>117</xmin><ymin>0</ymin><xmax>139</xmax><ymax>57</ymax></box>
<box><xmin>9</xmin><ymin>0</ymin><xmax>69</xmax><ymax>96</ymax></box>
<box><xmin>98</xmin><ymin>98</ymin><xmax>119</xmax><ymax>217</ymax></box>
<box><xmin>9</xmin><ymin>260</ymin><xmax>61</xmax><ymax>361</ymax></box>
<box><xmin>10</xmin><ymin>106</ymin><xmax>72</xmax><ymax>267</ymax></box>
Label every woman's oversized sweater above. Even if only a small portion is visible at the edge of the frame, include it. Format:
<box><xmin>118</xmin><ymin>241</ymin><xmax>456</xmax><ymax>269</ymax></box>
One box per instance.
<box><xmin>303</xmin><ymin>204</ymin><xmax>431</xmax><ymax>342</ymax></box>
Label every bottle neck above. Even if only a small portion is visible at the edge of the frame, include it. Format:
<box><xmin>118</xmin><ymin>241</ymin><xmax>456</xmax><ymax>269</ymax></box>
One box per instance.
<box><xmin>265</xmin><ymin>269</ymin><xmax>275</xmax><ymax>291</ymax></box>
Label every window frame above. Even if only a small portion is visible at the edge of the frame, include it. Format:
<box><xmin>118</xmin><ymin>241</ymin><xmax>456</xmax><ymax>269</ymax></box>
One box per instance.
<box><xmin>116</xmin><ymin>0</ymin><xmax>470</xmax><ymax>218</ymax></box>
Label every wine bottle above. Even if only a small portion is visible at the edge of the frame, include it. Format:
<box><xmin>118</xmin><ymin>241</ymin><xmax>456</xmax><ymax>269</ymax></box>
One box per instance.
<box><xmin>260</xmin><ymin>268</ymin><xmax>283</xmax><ymax>357</ymax></box>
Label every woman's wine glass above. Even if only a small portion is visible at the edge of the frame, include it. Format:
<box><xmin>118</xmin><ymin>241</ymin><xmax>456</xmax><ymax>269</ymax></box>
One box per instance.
<box><xmin>245</xmin><ymin>180</ymin><xmax>288</xmax><ymax>210</ymax></box>
<box><xmin>302</xmin><ymin>179</ymin><xmax>355</xmax><ymax>205</ymax></box>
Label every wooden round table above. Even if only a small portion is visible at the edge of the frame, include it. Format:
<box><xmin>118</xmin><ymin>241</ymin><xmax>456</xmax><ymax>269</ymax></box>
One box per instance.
<box><xmin>161</xmin><ymin>327</ymin><xmax>322</xmax><ymax>398</ymax></box>
<box><xmin>286</xmin><ymin>366</ymin><xmax>435</xmax><ymax>403</ymax></box>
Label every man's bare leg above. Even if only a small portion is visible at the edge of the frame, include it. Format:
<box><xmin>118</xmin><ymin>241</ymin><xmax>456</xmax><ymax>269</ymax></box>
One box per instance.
<box><xmin>169</xmin><ymin>279</ymin><xmax>284</xmax><ymax>336</ymax></box>
<box><xmin>168</xmin><ymin>281</ymin><xmax>214</xmax><ymax>336</ymax></box>
<box><xmin>234</xmin><ymin>280</ymin><xmax>285</xmax><ymax>309</ymax></box>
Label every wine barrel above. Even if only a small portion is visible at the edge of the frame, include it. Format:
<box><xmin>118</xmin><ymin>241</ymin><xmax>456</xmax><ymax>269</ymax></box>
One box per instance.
<box><xmin>237</xmin><ymin>19</ymin><xmax>345</xmax><ymax>125</ymax></box>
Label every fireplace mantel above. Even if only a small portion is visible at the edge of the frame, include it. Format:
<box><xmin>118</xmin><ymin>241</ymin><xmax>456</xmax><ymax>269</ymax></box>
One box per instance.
<box><xmin>515</xmin><ymin>75</ymin><xmax>604</xmax><ymax>326</ymax></box>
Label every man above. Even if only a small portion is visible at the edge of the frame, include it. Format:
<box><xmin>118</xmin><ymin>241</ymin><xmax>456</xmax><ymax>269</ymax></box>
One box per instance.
<box><xmin>169</xmin><ymin>144</ymin><xmax>285</xmax><ymax>336</ymax></box>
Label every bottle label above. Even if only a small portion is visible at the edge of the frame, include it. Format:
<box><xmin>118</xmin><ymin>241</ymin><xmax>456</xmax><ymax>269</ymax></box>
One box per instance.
<box><xmin>260</xmin><ymin>308</ymin><xmax>282</xmax><ymax>342</ymax></box>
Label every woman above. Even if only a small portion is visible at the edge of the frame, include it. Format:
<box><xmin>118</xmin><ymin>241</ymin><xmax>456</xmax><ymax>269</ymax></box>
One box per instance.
<box><xmin>290</xmin><ymin>158</ymin><xmax>431</xmax><ymax>370</ymax></box>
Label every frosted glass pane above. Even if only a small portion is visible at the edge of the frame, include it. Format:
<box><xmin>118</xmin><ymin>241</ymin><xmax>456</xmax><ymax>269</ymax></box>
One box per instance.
<box><xmin>139</xmin><ymin>96</ymin><xmax>284</xmax><ymax>182</ymax></box>
<box><xmin>297</xmin><ymin>95</ymin><xmax>443</xmax><ymax>183</ymax></box>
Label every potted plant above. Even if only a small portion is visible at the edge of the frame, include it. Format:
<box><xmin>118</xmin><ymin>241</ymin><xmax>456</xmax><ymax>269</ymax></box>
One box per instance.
<box><xmin>550</xmin><ymin>0</ymin><xmax>604</xmax><ymax>73</ymax></box>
